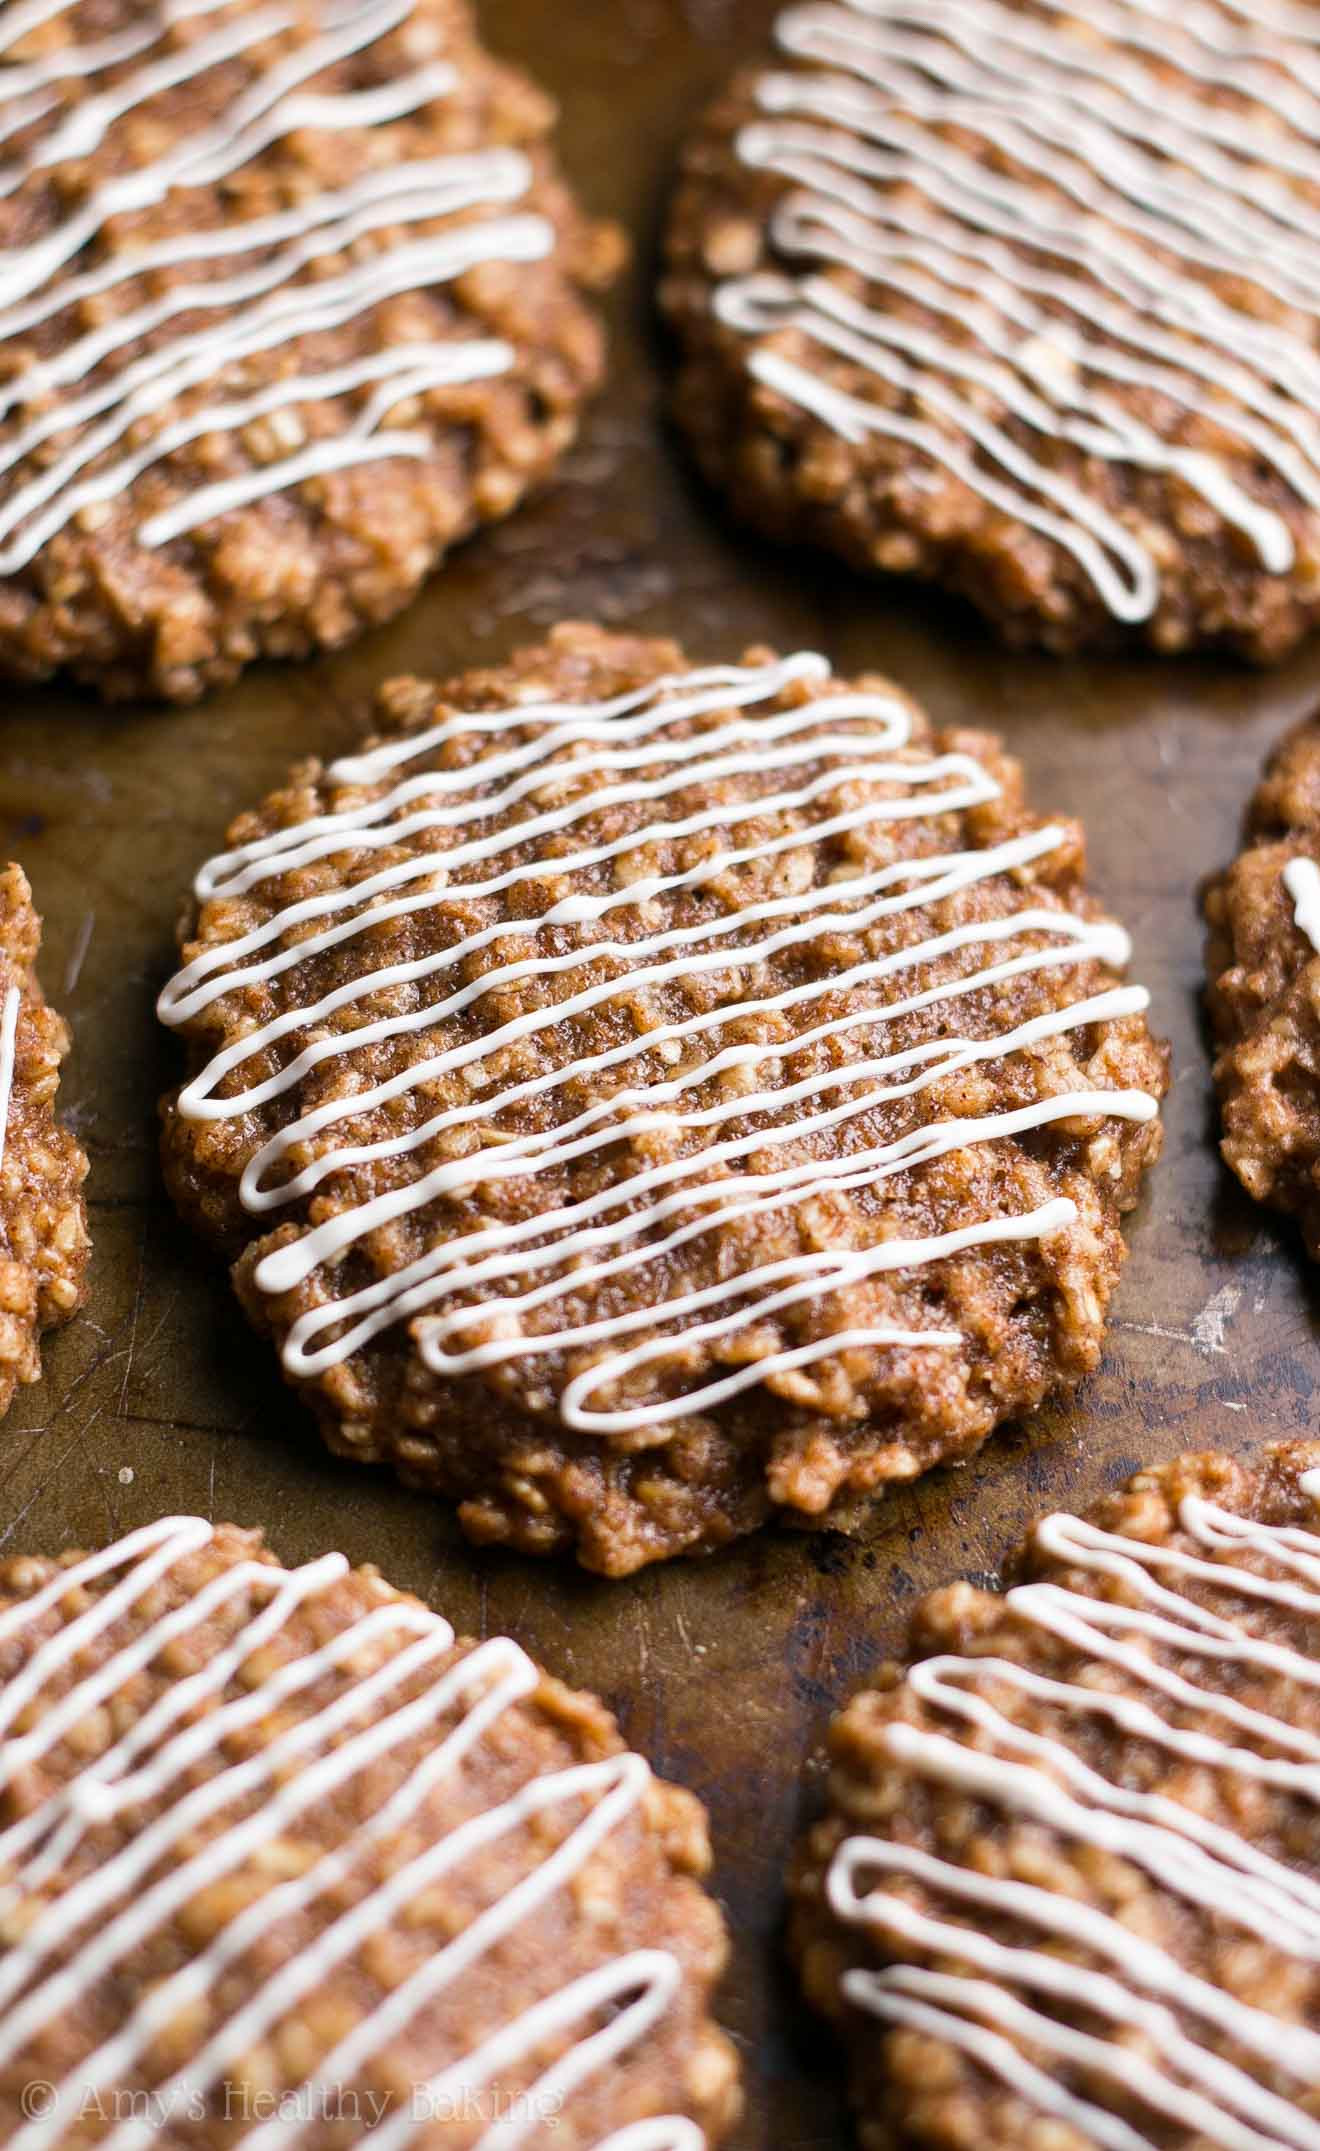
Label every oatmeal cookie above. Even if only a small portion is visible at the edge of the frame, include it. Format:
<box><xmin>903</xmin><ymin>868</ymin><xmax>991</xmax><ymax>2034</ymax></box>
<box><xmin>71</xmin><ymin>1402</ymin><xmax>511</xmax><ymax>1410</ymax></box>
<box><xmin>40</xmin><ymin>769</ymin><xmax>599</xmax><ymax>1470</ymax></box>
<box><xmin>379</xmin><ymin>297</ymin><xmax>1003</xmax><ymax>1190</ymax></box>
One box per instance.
<box><xmin>157</xmin><ymin>623</ymin><xmax>1167</xmax><ymax>1574</ymax></box>
<box><xmin>792</xmin><ymin>1441</ymin><xmax>1320</xmax><ymax>2151</ymax></box>
<box><xmin>1206</xmin><ymin>715</ymin><xmax>1320</xmax><ymax>1252</ymax></box>
<box><xmin>0</xmin><ymin>1512</ymin><xmax>739</xmax><ymax>2150</ymax></box>
<box><xmin>663</xmin><ymin>0</ymin><xmax>1320</xmax><ymax>660</ymax></box>
<box><xmin>0</xmin><ymin>862</ymin><xmax>89</xmax><ymax>1417</ymax></box>
<box><xmin>0</xmin><ymin>0</ymin><xmax>620</xmax><ymax>704</ymax></box>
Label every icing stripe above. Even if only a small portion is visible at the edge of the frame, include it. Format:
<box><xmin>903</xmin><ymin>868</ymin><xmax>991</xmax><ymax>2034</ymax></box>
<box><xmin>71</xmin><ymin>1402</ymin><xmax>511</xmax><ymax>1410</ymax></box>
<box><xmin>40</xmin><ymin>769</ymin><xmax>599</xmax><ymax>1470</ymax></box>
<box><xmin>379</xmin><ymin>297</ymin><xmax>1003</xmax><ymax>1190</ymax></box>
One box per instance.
<box><xmin>0</xmin><ymin>1518</ymin><xmax>701</xmax><ymax>2151</ymax></box>
<box><xmin>0</xmin><ymin>0</ymin><xmax>556</xmax><ymax>558</ymax></box>
<box><xmin>827</xmin><ymin>1478</ymin><xmax>1320</xmax><ymax>2145</ymax></box>
<box><xmin>1284</xmin><ymin>856</ymin><xmax>1320</xmax><ymax>953</ymax></box>
<box><xmin>158</xmin><ymin>650</ymin><xmax>1159</xmax><ymax>1427</ymax></box>
<box><xmin>712</xmin><ymin>0</ymin><xmax>1320</xmax><ymax>620</ymax></box>
<box><xmin>841</xmin><ymin>1978</ymin><xmax>1162</xmax><ymax>2151</ymax></box>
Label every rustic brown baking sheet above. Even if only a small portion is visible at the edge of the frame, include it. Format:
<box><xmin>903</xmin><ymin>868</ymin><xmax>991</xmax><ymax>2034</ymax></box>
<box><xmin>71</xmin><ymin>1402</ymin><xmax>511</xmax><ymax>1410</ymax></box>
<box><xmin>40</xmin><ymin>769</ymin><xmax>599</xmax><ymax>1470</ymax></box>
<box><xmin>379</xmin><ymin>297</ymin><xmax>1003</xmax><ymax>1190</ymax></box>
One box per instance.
<box><xmin>3</xmin><ymin>0</ymin><xmax>1320</xmax><ymax>2143</ymax></box>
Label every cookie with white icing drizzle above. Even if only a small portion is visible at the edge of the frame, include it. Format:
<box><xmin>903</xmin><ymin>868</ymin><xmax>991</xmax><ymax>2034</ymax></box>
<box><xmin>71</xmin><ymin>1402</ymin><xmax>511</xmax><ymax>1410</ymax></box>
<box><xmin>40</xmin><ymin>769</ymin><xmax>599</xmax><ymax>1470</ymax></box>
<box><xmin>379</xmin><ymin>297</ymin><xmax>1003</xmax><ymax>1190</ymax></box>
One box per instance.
<box><xmin>156</xmin><ymin>622</ymin><xmax>1167</xmax><ymax>1574</ymax></box>
<box><xmin>0</xmin><ymin>1513</ymin><xmax>739</xmax><ymax>2151</ymax></box>
<box><xmin>663</xmin><ymin>0</ymin><xmax>1320</xmax><ymax>660</ymax></box>
<box><xmin>1206</xmin><ymin>713</ymin><xmax>1320</xmax><ymax>1252</ymax></box>
<box><xmin>792</xmin><ymin>1440</ymin><xmax>1320</xmax><ymax>2151</ymax></box>
<box><xmin>0</xmin><ymin>0</ymin><xmax>620</xmax><ymax>703</ymax></box>
<box><xmin>0</xmin><ymin>861</ymin><xmax>89</xmax><ymax>1416</ymax></box>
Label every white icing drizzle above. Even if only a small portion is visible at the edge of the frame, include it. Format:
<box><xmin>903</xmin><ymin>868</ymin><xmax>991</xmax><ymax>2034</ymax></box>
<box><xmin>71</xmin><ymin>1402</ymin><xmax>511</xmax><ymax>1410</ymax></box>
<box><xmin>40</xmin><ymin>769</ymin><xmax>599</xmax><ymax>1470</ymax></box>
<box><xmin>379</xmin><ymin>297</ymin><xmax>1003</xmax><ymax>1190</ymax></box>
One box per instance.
<box><xmin>0</xmin><ymin>985</ymin><xmax>20</xmax><ymax>1175</ymax></box>
<box><xmin>1283</xmin><ymin>855</ymin><xmax>1320</xmax><ymax>953</ymax></box>
<box><xmin>0</xmin><ymin>0</ymin><xmax>555</xmax><ymax>561</ymax></box>
<box><xmin>157</xmin><ymin>650</ymin><xmax>1160</xmax><ymax>1430</ymax></box>
<box><xmin>712</xmin><ymin>0</ymin><xmax>1320</xmax><ymax>619</ymax></box>
<box><xmin>0</xmin><ymin>1516</ymin><xmax>701</xmax><ymax>2151</ymax></box>
<box><xmin>828</xmin><ymin>1474</ymin><xmax>1320</xmax><ymax>2148</ymax></box>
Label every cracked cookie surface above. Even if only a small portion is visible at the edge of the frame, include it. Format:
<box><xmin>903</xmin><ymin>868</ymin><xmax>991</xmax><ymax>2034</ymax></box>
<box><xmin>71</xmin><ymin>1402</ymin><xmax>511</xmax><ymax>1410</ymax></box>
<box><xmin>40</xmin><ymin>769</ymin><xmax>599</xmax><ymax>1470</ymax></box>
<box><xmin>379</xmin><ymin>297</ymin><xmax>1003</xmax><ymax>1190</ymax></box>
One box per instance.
<box><xmin>793</xmin><ymin>1441</ymin><xmax>1320</xmax><ymax>2151</ymax></box>
<box><xmin>0</xmin><ymin>0</ymin><xmax>619</xmax><ymax>702</ymax></box>
<box><xmin>664</xmin><ymin>0</ymin><xmax>1320</xmax><ymax>660</ymax></box>
<box><xmin>159</xmin><ymin>622</ymin><xmax>1167</xmax><ymax>1574</ymax></box>
<box><xmin>0</xmin><ymin>1513</ymin><xmax>739</xmax><ymax>2149</ymax></box>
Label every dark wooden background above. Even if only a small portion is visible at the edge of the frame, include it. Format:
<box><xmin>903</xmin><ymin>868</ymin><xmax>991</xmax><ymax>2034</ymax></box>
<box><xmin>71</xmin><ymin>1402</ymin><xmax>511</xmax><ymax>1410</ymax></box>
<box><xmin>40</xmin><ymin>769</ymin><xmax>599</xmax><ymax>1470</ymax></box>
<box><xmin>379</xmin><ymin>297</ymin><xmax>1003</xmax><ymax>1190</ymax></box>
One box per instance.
<box><xmin>3</xmin><ymin>2</ymin><xmax>1320</xmax><ymax>2143</ymax></box>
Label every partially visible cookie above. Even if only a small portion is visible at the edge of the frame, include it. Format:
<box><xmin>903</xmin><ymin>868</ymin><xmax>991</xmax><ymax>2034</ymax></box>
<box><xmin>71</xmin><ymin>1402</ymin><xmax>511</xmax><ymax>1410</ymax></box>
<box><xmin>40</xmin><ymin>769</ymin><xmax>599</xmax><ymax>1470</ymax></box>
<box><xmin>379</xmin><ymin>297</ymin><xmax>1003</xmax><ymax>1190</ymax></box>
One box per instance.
<box><xmin>158</xmin><ymin>622</ymin><xmax>1167</xmax><ymax>1575</ymax></box>
<box><xmin>0</xmin><ymin>863</ymin><xmax>88</xmax><ymax>1416</ymax></box>
<box><xmin>0</xmin><ymin>0</ymin><xmax>620</xmax><ymax>703</ymax></box>
<box><xmin>792</xmin><ymin>1441</ymin><xmax>1320</xmax><ymax>2151</ymax></box>
<box><xmin>663</xmin><ymin>0</ymin><xmax>1320</xmax><ymax>660</ymax></box>
<box><xmin>1206</xmin><ymin>716</ymin><xmax>1320</xmax><ymax>1252</ymax></box>
<box><xmin>0</xmin><ymin>1513</ymin><xmax>740</xmax><ymax>2149</ymax></box>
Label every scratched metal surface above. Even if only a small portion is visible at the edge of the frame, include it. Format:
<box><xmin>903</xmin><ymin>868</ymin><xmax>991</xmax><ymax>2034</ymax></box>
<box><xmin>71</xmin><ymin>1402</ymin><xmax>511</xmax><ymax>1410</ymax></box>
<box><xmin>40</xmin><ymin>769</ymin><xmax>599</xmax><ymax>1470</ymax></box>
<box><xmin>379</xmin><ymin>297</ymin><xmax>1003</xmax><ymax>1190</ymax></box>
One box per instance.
<box><xmin>0</xmin><ymin>0</ymin><xmax>1318</xmax><ymax>2143</ymax></box>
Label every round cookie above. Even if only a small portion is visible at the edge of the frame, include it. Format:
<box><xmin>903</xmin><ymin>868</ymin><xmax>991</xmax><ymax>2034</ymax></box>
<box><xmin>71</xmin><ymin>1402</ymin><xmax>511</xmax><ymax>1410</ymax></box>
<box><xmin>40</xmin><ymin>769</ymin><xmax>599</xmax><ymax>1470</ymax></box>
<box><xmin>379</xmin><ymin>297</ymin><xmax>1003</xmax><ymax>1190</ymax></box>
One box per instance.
<box><xmin>0</xmin><ymin>1512</ymin><xmax>739</xmax><ymax>2150</ymax></box>
<box><xmin>0</xmin><ymin>861</ymin><xmax>89</xmax><ymax>1416</ymax></box>
<box><xmin>0</xmin><ymin>0</ymin><xmax>620</xmax><ymax>704</ymax></box>
<box><xmin>663</xmin><ymin>0</ymin><xmax>1320</xmax><ymax>660</ymax></box>
<box><xmin>157</xmin><ymin>623</ymin><xmax>1167</xmax><ymax>1574</ymax></box>
<box><xmin>792</xmin><ymin>1440</ymin><xmax>1320</xmax><ymax>2151</ymax></box>
<box><xmin>1206</xmin><ymin>715</ymin><xmax>1320</xmax><ymax>1254</ymax></box>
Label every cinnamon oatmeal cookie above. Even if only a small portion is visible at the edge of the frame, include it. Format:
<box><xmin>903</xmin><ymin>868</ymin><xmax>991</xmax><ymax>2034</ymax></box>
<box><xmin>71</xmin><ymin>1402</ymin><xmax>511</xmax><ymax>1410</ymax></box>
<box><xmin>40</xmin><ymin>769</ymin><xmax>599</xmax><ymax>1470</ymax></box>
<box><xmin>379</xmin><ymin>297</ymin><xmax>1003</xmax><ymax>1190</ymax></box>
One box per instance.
<box><xmin>792</xmin><ymin>1441</ymin><xmax>1320</xmax><ymax>2151</ymax></box>
<box><xmin>0</xmin><ymin>862</ymin><xmax>89</xmax><ymax>1417</ymax></box>
<box><xmin>663</xmin><ymin>0</ymin><xmax>1320</xmax><ymax>661</ymax></box>
<box><xmin>157</xmin><ymin>623</ymin><xmax>1167</xmax><ymax>1574</ymax></box>
<box><xmin>0</xmin><ymin>0</ymin><xmax>620</xmax><ymax>704</ymax></box>
<box><xmin>1206</xmin><ymin>715</ymin><xmax>1320</xmax><ymax>1253</ymax></box>
<box><xmin>0</xmin><ymin>1512</ymin><xmax>739</xmax><ymax>2150</ymax></box>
